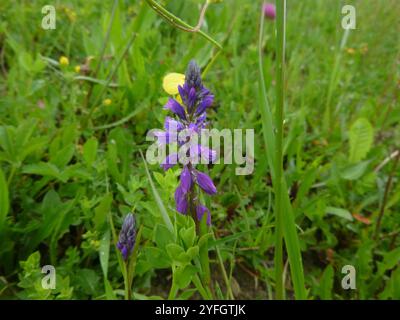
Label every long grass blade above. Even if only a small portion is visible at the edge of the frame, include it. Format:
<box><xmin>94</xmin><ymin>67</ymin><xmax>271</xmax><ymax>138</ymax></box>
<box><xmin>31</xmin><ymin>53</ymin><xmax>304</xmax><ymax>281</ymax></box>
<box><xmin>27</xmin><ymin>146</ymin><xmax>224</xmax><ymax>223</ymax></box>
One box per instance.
<box><xmin>258</xmin><ymin>1</ymin><xmax>307</xmax><ymax>300</ymax></box>
<box><xmin>140</xmin><ymin>150</ymin><xmax>174</xmax><ymax>234</ymax></box>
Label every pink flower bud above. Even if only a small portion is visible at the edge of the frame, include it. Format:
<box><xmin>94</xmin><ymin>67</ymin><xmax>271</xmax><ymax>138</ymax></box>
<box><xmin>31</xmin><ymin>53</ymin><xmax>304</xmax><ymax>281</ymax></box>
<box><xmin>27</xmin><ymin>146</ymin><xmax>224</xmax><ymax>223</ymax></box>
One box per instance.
<box><xmin>263</xmin><ymin>3</ymin><xmax>276</xmax><ymax>20</ymax></box>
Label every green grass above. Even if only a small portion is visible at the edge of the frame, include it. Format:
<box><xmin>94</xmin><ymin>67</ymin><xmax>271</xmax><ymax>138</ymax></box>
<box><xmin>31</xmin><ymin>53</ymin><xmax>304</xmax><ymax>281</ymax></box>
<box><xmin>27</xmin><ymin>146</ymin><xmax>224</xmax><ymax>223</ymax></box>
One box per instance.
<box><xmin>0</xmin><ymin>0</ymin><xmax>399</xmax><ymax>300</ymax></box>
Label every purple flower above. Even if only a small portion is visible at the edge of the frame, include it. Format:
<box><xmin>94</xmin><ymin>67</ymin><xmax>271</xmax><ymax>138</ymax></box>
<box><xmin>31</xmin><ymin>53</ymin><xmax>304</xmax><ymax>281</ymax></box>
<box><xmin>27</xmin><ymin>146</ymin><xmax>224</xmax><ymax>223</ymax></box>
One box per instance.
<box><xmin>180</xmin><ymin>166</ymin><xmax>192</xmax><ymax>193</ymax></box>
<box><xmin>185</xmin><ymin>60</ymin><xmax>202</xmax><ymax>89</ymax></box>
<box><xmin>196</xmin><ymin>171</ymin><xmax>217</xmax><ymax>195</ymax></box>
<box><xmin>162</xmin><ymin>60</ymin><xmax>218</xmax><ymax>224</ymax></box>
<box><xmin>263</xmin><ymin>3</ymin><xmax>276</xmax><ymax>20</ymax></box>
<box><xmin>175</xmin><ymin>185</ymin><xmax>188</xmax><ymax>214</ymax></box>
<box><xmin>196</xmin><ymin>94</ymin><xmax>214</xmax><ymax>116</ymax></box>
<box><xmin>196</xmin><ymin>204</ymin><xmax>211</xmax><ymax>226</ymax></box>
<box><xmin>117</xmin><ymin>213</ymin><xmax>136</xmax><ymax>261</ymax></box>
<box><xmin>164</xmin><ymin>98</ymin><xmax>186</xmax><ymax>120</ymax></box>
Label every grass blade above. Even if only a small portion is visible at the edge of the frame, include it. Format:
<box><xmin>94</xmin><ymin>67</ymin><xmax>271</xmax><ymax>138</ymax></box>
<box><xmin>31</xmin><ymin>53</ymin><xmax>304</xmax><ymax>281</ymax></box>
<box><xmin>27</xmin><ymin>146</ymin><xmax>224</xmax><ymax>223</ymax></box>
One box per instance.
<box><xmin>258</xmin><ymin>1</ymin><xmax>307</xmax><ymax>300</ymax></box>
<box><xmin>140</xmin><ymin>150</ymin><xmax>174</xmax><ymax>234</ymax></box>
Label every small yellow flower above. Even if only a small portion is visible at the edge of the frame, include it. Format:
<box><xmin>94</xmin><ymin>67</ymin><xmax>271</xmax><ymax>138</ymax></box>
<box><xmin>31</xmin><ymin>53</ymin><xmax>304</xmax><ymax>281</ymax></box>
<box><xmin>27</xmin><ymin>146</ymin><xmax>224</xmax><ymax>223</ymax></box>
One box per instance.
<box><xmin>346</xmin><ymin>48</ymin><xmax>356</xmax><ymax>55</ymax></box>
<box><xmin>59</xmin><ymin>56</ymin><xmax>69</xmax><ymax>66</ymax></box>
<box><xmin>103</xmin><ymin>98</ymin><xmax>112</xmax><ymax>106</ymax></box>
<box><xmin>74</xmin><ymin>65</ymin><xmax>81</xmax><ymax>73</ymax></box>
<box><xmin>162</xmin><ymin>73</ymin><xmax>185</xmax><ymax>95</ymax></box>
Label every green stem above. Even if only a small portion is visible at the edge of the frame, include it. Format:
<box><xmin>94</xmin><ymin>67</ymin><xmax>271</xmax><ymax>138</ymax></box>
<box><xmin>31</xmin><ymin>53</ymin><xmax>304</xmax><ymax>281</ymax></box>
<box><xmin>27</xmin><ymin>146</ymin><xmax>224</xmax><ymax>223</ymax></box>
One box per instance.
<box><xmin>144</xmin><ymin>0</ymin><xmax>222</xmax><ymax>50</ymax></box>
<box><xmin>199</xmin><ymin>216</ymin><xmax>212</xmax><ymax>298</ymax></box>
<box><xmin>202</xmin><ymin>49</ymin><xmax>221</xmax><ymax>79</ymax></box>
<box><xmin>323</xmin><ymin>28</ymin><xmax>350</xmax><ymax>134</ymax></box>
<box><xmin>168</xmin><ymin>268</ymin><xmax>179</xmax><ymax>300</ymax></box>
<box><xmin>214</xmin><ymin>231</ymin><xmax>234</xmax><ymax>299</ymax></box>
<box><xmin>123</xmin><ymin>261</ymin><xmax>130</xmax><ymax>300</ymax></box>
<box><xmin>274</xmin><ymin>0</ymin><xmax>286</xmax><ymax>300</ymax></box>
<box><xmin>7</xmin><ymin>165</ymin><xmax>16</xmax><ymax>186</ymax></box>
<box><xmin>258</xmin><ymin>2</ymin><xmax>306</xmax><ymax>300</ymax></box>
<box><xmin>192</xmin><ymin>274</ymin><xmax>211</xmax><ymax>300</ymax></box>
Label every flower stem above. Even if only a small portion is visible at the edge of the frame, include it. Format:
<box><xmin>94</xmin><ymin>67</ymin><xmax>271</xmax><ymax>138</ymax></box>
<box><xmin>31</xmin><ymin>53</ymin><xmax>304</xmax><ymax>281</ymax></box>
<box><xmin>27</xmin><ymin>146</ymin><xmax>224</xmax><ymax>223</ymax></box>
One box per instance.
<box><xmin>123</xmin><ymin>260</ymin><xmax>131</xmax><ymax>300</ymax></box>
<box><xmin>168</xmin><ymin>275</ymin><xmax>178</xmax><ymax>300</ymax></box>
<box><xmin>144</xmin><ymin>0</ymin><xmax>222</xmax><ymax>50</ymax></box>
<box><xmin>274</xmin><ymin>0</ymin><xmax>286</xmax><ymax>300</ymax></box>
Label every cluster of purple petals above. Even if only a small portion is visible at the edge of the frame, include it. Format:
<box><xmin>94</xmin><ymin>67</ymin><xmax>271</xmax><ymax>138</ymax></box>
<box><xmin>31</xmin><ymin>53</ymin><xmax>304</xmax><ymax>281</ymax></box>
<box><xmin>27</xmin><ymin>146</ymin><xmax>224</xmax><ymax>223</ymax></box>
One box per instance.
<box><xmin>158</xmin><ymin>60</ymin><xmax>217</xmax><ymax>225</ymax></box>
<box><xmin>117</xmin><ymin>213</ymin><xmax>136</xmax><ymax>260</ymax></box>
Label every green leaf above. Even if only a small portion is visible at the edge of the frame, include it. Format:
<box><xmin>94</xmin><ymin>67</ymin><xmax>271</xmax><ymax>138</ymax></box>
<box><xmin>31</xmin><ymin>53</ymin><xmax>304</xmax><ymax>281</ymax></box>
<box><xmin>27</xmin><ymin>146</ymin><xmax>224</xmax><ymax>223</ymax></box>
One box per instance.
<box><xmin>0</xmin><ymin>167</ymin><xmax>9</xmax><ymax>231</ymax></box>
<box><xmin>144</xmin><ymin>247</ymin><xmax>171</xmax><ymax>269</ymax></box>
<box><xmin>175</xmin><ymin>265</ymin><xmax>197</xmax><ymax>290</ymax></box>
<box><xmin>104</xmin><ymin>278</ymin><xmax>117</xmax><ymax>300</ymax></box>
<box><xmin>198</xmin><ymin>233</ymin><xmax>212</xmax><ymax>250</ymax></box>
<box><xmin>186</xmin><ymin>246</ymin><xmax>199</xmax><ymax>260</ymax></box>
<box><xmin>75</xmin><ymin>269</ymin><xmax>100</xmax><ymax>295</ymax></box>
<box><xmin>140</xmin><ymin>151</ymin><xmax>174</xmax><ymax>234</ymax></box>
<box><xmin>83</xmin><ymin>137</ymin><xmax>98</xmax><ymax>166</ymax></box>
<box><xmin>349</xmin><ymin>118</ymin><xmax>373</xmax><ymax>163</ymax></box>
<box><xmin>166</xmin><ymin>243</ymin><xmax>185</xmax><ymax>259</ymax></box>
<box><xmin>340</xmin><ymin>161</ymin><xmax>370</xmax><ymax>180</ymax></box>
<box><xmin>258</xmin><ymin>13</ymin><xmax>306</xmax><ymax>299</ymax></box>
<box><xmin>22</xmin><ymin>162</ymin><xmax>61</xmax><ymax>179</ymax></box>
<box><xmin>319</xmin><ymin>265</ymin><xmax>334</xmax><ymax>300</ymax></box>
<box><xmin>94</xmin><ymin>194</ymin><xmax>113</xmax><ymax>230</ymax></box>
<box><xmin>99</xmin><ymin>230</ymin><xmax>110</xmax><ymax>278</ymax></box>
<box><xmin>326</xmin><ymin>206</ymin><xmax>353</xmax><ymax>221</ymax></box>
<box><xmin>51</xmin><ymin>144</ymin><xmax>75</xmax><ymax>168</ymax></box>
<box><xmin>154</xmin><ymin>224</ymin><xmax>175</xmax><ymax>249</ymax></box>
<box><xmin>180</xmin><ymin>226</ymin><xmax>196</xmax><ymax>249</ymax></box>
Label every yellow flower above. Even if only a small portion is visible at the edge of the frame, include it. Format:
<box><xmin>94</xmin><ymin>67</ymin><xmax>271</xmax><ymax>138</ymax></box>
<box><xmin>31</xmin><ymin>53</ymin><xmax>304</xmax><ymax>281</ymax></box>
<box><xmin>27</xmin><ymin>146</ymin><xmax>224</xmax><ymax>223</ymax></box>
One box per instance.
<box><xmin>346</xmin><ymin>48</ymin><xmax>356</xmax><ymax>55</ymax></box>
<box><xmin>74</xmin><ymin>65</ymin><xmax>81</xmax><ymax>73</ymax></box>
<box><xmin>59</xmin><ymin>56</ymin><xmax>69</xmax><ymax>66</ymax></box>
<box><xmin>162</xmin><ymin>73</ymin><xmax>185</xmax><ymax>95</ymax></box>
<box><xmin>103</xmin><ymin>98</ymin><xmax>112</xmax><ymax>106</ymax></box>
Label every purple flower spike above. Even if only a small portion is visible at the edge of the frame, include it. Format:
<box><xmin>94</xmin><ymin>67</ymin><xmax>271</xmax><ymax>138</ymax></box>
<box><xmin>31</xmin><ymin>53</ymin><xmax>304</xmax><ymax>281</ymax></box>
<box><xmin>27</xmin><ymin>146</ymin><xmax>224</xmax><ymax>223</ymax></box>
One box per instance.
<box><xmin>196</xmin><ymin>171</ymin><xmax>217</xmax><ymax>195</ymax></box>
<box><xmin>175</xmin><ymin>186</ymin><xmax>188</xmax><ymax>214</ymax></box>
<box><xmin>164</xmin><ymin>98</ymin><xmax>186</xmax><ymax>120</ymax></box>
<box><xmin>162</xmin><ymin>60</ymin><xmax>219</xmax><ymax>225</ymax></box>
<box><xmin>180</xmin><ymin>166</ymin><xmax>192</xmax><ymax>193</ymax></box>
<box><xmin>263</xmin><ymin>3</ymin><xmax>276</xmax><ymax>20</ymax></box>
<box><xmin>196</xmin><ymin>204</ymin><xmax>211</xmax><ymax>226</ymax></box>
<box><xmin>117</xmin><ymin>213</ymin><xmax>136</xmax><ymax>261</ymax></box>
